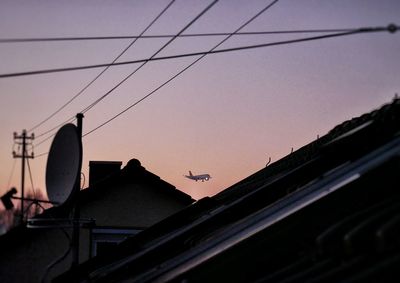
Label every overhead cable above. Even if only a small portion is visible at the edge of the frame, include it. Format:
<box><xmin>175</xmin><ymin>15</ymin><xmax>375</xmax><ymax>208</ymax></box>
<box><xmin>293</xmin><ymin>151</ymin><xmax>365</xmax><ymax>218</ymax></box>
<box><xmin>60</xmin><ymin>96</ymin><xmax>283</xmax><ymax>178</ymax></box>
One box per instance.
<box><xmin>34</xmin><ymin>151</ymin><xmax>49</xmax><ymax>158</ymax></box>
<box><xmin>28</xmin><ymin>0</ymin><xmax>177</xmax><ymax>133</ymax></box>
<box><xmin>83</xmin><ymin>0</ymin><xmax>281</xmax><ymax>137</ymax></box>
<box><xmin>29</xmin><ymin>116</ymin><xmax>74</xmax><ymax>158</ymax></box>
<box><xmin>26</xmin><ymin>155</ymin><xmax>36</xmax><ymax>199</ymax></box>
<box><xmin>31</xmin><ymin>0</ymin><xmax>217</xmax><ymax>143</ymax></box>
<box><xmin>0</xmin><ymin>24</ymin><xmax>397</xmax><ymax>80</ymax></box>
<box><xmin>6</xmin><ymin>159</ymin><xmax>17</xmax><ymax>189</ymax></box>
<box><xmin>34</xmin><ymin>129</ymin><xmax>62</xmax><ymax>148</ymax></box>
<box><xmin>35</xmin><ymin>116</ymin><xmax>75</xmax><ymax>140</ymax></box>
<box><xmin>0</xmin><ymin>28</ymin><xmax>359</xmax><ymax>43</ymax></box>
<box><xmin>79</xmin><ymin>0</ymin><xmax>219</xmax><ymax>115</ymax></box>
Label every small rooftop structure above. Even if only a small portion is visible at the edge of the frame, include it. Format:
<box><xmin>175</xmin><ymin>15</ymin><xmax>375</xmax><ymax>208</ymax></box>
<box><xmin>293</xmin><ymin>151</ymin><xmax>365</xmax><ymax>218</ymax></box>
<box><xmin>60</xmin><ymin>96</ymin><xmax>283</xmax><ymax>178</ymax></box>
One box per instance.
<box><xmin>89</xmin><ymin>161</ymin><xmax>122</xmax><ymax>186</ymax></box>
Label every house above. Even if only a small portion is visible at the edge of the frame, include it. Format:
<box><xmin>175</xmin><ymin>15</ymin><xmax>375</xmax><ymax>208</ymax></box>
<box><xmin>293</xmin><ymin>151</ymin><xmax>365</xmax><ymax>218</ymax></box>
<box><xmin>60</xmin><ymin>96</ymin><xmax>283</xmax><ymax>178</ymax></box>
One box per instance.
<box><xmin>0</xmin><ymin>159</ymin><xmax>194</xmax><ymax>283</ymax></box>
<box><xmin>56</xmin><ymin>97</ymin><xmax>400</xmax><ymax>283</ymax></box>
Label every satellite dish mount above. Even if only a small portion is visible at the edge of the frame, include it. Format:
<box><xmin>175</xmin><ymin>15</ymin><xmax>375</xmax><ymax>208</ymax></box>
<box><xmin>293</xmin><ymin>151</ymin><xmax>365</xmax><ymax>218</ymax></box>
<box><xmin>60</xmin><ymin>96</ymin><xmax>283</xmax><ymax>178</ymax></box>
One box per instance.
<box><xmin>30</xmin><ymin>113</ymin><xmax>85</xmax><ymax>269</ymax></box>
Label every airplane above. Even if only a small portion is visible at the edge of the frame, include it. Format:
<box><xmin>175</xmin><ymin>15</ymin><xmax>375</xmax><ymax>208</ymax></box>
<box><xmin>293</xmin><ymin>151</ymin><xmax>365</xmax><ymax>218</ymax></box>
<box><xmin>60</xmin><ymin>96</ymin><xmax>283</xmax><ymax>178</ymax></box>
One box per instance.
<box><xmin>184</xmin><ymin>171</ymin><xmax>211</xmax><ymax>182</ymax></box>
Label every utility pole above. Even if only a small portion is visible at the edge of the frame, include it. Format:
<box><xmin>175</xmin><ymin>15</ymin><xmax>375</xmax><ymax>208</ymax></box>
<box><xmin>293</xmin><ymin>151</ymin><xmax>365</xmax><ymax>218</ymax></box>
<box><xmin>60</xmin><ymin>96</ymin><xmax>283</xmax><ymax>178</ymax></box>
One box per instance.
<box><xmin>13</xmin><ymin>130</ymin><xmax>34</xmax><ymax>223</ymax></box>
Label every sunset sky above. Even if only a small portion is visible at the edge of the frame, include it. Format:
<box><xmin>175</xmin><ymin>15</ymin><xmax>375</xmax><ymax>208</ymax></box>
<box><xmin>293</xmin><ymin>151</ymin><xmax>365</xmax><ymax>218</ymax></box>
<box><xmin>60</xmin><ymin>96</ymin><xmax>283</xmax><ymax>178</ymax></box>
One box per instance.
<box><xmin>0</xmin><ymin>0</ymin><xmax>399</xmax><ymax>203</ymax></box>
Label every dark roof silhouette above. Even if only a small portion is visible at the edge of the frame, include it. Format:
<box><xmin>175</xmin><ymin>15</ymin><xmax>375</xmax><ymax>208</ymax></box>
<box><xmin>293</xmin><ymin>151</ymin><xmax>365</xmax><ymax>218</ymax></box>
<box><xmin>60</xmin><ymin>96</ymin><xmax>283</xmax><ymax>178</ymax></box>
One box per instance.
<box><xmin>56</xmin><ymin>97</ymin><xmax>400</xmax><ymax>283</ymax></box>
<box><xmin>0</xmin><ymin>159</ymin><xmax>194</xmax><ymax>249</ymax></box>
<box><xmin>79</xmin><ymin>158</ymin><xmax>194</xmax><ymax>205</ymax></box>
<box><xmin>40</xmin><ymin>158</ymin><xmax>193</xmax><ymax>218</ymax></box>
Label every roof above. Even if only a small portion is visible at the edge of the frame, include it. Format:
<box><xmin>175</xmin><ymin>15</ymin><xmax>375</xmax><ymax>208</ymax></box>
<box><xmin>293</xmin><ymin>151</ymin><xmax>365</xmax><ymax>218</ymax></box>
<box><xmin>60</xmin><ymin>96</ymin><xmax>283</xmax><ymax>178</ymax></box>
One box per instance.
<box><xmin>56</xmin><ymin>97</ymin><xmax>400</xmax><ymax>283</ymax></box>
<box><xmin>0</xmin><ymin>158</ymin><xmax>194</xmax><ymax>245</ymax></box>
<box><xmin>80</xmin><ymin>158</ymin><xmax>194</xmax><ymax>205</ymax></box>
<box><xmin>38</xmin><ymin>158</ymin><xmax>194</xmax><ymax>218</ymax></box>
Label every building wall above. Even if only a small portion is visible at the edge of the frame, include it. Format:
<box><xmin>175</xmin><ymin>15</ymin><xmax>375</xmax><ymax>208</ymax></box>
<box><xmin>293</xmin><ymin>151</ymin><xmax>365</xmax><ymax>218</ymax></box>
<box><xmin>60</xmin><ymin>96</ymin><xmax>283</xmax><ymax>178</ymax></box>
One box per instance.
<box><xmin>0</xmin><ymin>182</ymin><xmax>191</xmax><ymax>283</ymax></box>
<box><xmin>80</xmin><ymin>182</ymin><xmax>190</xmax><ymax>227</ymax></box>
<box><xmin>0</xmin><ymin>228</ymin><xmax>71</xmax><ymax>283</ymax></box>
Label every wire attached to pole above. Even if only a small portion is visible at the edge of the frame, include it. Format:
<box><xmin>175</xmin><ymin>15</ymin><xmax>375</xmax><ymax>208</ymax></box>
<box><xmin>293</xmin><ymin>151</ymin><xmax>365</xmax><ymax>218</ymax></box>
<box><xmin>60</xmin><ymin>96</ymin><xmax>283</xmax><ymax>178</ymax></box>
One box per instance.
<box><xmin>27</xmin><ymin>0</ymin><xmax>177</xmax><ymax>133</ymax></box>
<box><xmin>84</xmin><ymin>0</ymin><xmax>282</xmax><ymax>137</ymax></box>
<box><xmin>0</xmin><ymin>28</ymin><xmax>361</xmax><ymax>43</ymax></box>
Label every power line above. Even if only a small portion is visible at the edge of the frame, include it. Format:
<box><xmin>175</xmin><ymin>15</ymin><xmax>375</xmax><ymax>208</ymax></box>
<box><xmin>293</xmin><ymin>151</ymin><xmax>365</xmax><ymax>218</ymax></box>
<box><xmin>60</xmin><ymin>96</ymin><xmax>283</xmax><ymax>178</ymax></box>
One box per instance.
<box><xmin>0</xmin><ymin>24</ymin><xmax>396</xmax><ymax>80</ymax></box>
<box><xmin>84</xmin><ymin>0</ymin><xmax>281</xmax><ymax>137</ymax></box>
<box><xmin>35</xmin><ymin>116</ymin><xmax>75</xmax><ymax>139</ymax></box>
<box><xmin>79</xmin><ymin>0</ymin><xmax>219</xmax><ymax>115</ymax></box>
<box><xmin>6</xmin><ymin>159</ymin><xmax>17</xmax><ymax>189</ymax></box>
<box><xmin>0</xmin><ymin>28</ymin><xmax>358</xmax><ymax>43</ymax></box>
<box><xmin>31</xmin><ymin>0</ymin><xmax>219</xmax><ymax>156</ymax></box>
<box><xmin>27</xmin><ymin>0</ymin><xmax>177</xmax><ymax>133</ymax></box>
<box><xmin>32</xmin><ymin>3</ymin><xmax>394</xmax><ymax>152</ymax></box>
<box><xmin>29</xmin><ymin>116</ymin><xmax>74</xmax><ymax>160</ymax></box>
<box><xmin>35</xmin><ymin>152</ymin><xmax>49</xmax><ymax>158</ymax></box>
<box><xmin>34</xmin><ymin>132</ymin><xmax>59</xmax><ymax>148</ymax></box>
<box><xmin>30</xmin><ymin>115</ymin><xmax>74</xmax><ymax>155</ymax></box>
<box><xmin>26</xmin><ymin>155</ymin><xmax>36</xmax><ymax>199</ymax></box>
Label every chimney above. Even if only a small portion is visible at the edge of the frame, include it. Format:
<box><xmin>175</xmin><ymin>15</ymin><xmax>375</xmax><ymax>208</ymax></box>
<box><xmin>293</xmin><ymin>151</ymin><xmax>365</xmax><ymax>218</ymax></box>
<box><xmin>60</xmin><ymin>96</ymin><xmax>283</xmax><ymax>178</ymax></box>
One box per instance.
<box><xmin>89</xmin><ymin>161</ymin><xmax>122</xmax><ymax>187</ymax></box>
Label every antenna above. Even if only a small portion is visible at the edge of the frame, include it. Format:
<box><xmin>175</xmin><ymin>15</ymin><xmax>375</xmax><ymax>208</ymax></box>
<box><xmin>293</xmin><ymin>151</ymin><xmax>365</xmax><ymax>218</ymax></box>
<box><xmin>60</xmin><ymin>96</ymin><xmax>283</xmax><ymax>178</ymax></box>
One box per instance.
<box><xmin>45</xmin><ymin>123</ymin><xmax>82</xmax><ymax>205</ymax></box>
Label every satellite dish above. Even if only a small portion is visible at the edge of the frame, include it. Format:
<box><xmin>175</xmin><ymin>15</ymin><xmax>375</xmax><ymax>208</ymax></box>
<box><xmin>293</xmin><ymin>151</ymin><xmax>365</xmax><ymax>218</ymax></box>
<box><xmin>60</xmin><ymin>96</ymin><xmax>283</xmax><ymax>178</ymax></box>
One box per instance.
<box><xmin>46</xmin><ymin>124</ymin><xmax>82</xmax><ymax>205</ymax></box>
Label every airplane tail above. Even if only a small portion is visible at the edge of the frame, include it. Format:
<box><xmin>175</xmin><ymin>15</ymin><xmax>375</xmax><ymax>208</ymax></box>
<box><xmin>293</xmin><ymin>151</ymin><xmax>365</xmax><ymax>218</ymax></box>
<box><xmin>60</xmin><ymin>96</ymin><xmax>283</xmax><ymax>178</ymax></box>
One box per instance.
<box><xmin>189</xmin><ymin>170</ymin><xmax>193</xmax><ymax>176</ymax></box>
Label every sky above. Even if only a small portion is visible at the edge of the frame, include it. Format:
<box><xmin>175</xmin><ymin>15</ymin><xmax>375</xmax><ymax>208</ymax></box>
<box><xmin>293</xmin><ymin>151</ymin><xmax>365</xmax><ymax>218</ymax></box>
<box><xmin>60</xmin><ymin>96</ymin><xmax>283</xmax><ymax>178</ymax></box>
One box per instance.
<box><xmin>0</xmin><ymin>0</ymin><xmax>399</xmax><ymax>203</ymax></box>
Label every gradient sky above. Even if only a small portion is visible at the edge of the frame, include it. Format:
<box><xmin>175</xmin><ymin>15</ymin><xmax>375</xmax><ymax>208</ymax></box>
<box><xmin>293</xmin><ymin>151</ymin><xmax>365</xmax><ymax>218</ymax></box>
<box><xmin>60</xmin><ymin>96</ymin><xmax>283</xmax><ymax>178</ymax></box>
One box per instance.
<box><xmin>0</xmin><ymin>0</ymin><xmax>399</xmax><ymax>203</ymax></box>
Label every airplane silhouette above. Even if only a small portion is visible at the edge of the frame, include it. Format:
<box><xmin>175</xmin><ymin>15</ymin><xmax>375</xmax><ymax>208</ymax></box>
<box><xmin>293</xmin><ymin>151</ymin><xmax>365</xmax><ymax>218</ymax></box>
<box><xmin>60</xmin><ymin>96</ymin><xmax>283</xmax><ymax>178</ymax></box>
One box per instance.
<box><xmin>184</xmin><ymin>171</ymin><xmax>211</xmax><ymax>182</ymax></box>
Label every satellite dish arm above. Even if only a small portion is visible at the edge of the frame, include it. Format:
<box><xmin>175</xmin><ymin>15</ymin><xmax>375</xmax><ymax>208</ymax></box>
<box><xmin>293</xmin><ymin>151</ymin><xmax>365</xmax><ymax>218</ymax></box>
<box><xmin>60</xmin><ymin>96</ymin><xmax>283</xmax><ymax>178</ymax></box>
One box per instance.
<box><xmin>71</xmin><ymin>113</ymin><xmax>84</xmax><ymax>269</ymax></box>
